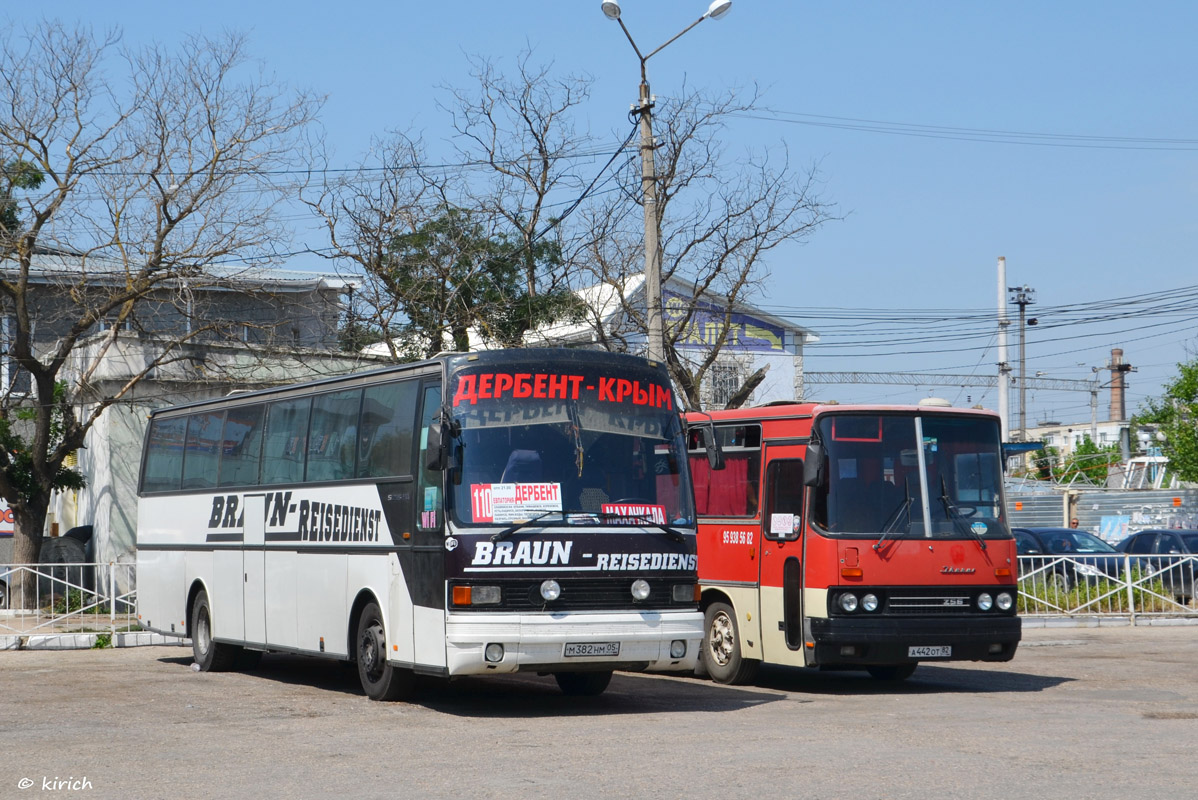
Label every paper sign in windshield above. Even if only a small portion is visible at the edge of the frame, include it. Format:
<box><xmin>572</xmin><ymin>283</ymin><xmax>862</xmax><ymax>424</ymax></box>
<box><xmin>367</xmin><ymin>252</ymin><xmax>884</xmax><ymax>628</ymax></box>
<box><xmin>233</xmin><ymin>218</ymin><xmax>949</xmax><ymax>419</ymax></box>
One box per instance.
<box><xmin>470</xmin><ymin>483</ymin><xmax>563</xmax><ymax>524</ymax></box>
<box><xmin>602</xmin><ymin>503</ymin><xmax>667</xmax><ymax>525</ymax></box>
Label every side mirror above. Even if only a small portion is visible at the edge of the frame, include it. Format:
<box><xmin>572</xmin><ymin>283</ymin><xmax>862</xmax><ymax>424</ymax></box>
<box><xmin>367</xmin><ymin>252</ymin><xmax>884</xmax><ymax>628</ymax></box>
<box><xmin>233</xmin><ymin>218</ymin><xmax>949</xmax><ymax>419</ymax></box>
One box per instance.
<box><xmin>424</xmin><ymin>420</ymin><xmax>447</xmax><ymax>471</ymax></box>
<box><xmin>704</xmin><ymin>425</ymin><xmax>725</xmax><ymax>471</ymax></box>
<box><xmin>803</xmin><ymin>443</ymin><xmax>824</xmax><ymax>487</ymax></box>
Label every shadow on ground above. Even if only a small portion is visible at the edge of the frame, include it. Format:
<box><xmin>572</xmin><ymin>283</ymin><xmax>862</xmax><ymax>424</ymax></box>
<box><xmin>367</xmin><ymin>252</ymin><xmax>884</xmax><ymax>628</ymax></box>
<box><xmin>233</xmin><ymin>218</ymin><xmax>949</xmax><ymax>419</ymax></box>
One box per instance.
<box><xmin>746</xmin><ymin>661</ymin><xmax>1073</xmax><ymax>695</ymax></box>
<box><xmin>158</xmin><ymin>653</ymin><xmax>784</xmax><ymax>716</ymax></box>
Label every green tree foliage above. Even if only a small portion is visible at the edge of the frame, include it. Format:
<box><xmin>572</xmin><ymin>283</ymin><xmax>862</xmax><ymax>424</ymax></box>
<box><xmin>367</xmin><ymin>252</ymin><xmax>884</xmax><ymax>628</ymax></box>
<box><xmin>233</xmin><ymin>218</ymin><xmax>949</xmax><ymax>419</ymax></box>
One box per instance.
<box><xmin>1059</xmin><ymin>437</ymin><xmax>1121</xmax><ymax>485</ymax></box>
<box><xmin>0</xmin><ymin>159</ymin><xmax>44</xmax><ymax>244</ymax></box>
<box><xmin>379</xmin><ymin>207</ymin><xmax>581</xmax><ymax>358</ymax></box>
<box><xmin>0</xmin><ymin>383</ymin><xmax>85</xmax><ymax>498</ymax></box>
<box><xmin>1133</xmin><ymin>357</ymin><xmax>1198</xmax><ymax>482</ymax></box>
<box><xmin>1030</xmin><ymin>445</ymin><xmax>1059</xmax><ymax>481</ymax></box>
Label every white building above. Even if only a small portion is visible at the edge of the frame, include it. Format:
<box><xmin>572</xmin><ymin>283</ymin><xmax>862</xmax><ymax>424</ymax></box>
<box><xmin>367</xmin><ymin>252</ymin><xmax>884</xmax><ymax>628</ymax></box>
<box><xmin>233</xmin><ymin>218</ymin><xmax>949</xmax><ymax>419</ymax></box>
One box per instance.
<box><xmin>527</xmin><ymin>275</ymin><xmax>818</xmax><ymax>409</ymax></box>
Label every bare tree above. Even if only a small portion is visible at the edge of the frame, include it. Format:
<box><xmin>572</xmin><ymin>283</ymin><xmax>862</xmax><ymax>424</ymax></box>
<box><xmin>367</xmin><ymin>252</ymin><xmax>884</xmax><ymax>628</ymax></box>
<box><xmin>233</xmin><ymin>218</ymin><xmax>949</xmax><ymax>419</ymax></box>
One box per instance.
<box><xmin>579</xmin><ymin>86</ymin><xmax>836</xmax><ymax>409</ymax></box>
<box><xmin>309</xmin><ymin>52</ymin><xmax>591</xmax><ymax>358</ymax></box>
<box><xmin>304</xmin><ymin>133</ymin><xmax>434</xmax><ymax>359</ymax></box>
<box><xmin>0</xmin><ymin>21</ymin><xmax>320</xmax><ymax>603</ymax></box>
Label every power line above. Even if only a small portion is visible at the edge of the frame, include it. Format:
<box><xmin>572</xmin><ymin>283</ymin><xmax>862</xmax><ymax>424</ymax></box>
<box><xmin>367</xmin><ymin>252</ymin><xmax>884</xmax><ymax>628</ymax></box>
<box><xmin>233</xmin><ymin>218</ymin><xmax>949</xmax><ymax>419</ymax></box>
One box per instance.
<box><xmin>733</xmin><ymin>110</ymin><xmax>1198</xmax><ymax>151</ymax></box>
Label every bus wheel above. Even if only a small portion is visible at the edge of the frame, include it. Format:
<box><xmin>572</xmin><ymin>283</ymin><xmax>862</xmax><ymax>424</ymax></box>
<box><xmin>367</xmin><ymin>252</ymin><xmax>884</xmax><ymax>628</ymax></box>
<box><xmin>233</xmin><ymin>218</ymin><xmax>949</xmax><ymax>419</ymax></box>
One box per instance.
<box><xmin>867</xmin><ymin>664</ymin><xmax>916</xmax><ymax>681</ymax></box>
<box><xmin>355</xmin><ymin>601</ymin><xmax>412</xmax><ymax>701</ymax></box>
<box><xmin>190</xmin><ymin>590</ymin><xmax>236</xmax><ymax>672</ymax></box>
<box><xmin>554</xmin><ymin>671</ymin><xmax>613</xmax><ymax>696</ymax></box>
<box><xmin>702</xmin><ymin>602</ymin><xmax>759</xmax><ymax>685</ymax></box>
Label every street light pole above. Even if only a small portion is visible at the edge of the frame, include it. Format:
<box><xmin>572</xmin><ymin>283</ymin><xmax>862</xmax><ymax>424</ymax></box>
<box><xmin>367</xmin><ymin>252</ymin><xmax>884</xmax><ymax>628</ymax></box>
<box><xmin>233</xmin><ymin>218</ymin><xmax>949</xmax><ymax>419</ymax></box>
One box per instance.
<box><xmin>602</xmin><ymin>0</ymin><xmax>732</xmax><ymax>363</ymax></box>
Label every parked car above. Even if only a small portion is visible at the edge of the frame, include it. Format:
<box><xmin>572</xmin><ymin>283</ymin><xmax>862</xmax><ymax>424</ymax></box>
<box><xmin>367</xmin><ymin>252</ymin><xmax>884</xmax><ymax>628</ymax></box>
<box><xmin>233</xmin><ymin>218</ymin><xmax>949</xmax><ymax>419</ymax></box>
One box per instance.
<box><xmin>1116</xmin><ymin>529</ymin><xmax>1198</xmax><ymax>602</ymax></box>
<box><xmin>1013</xmin><ymin>527</ymin><xmax>1127</xmax><ymax>592</ymax></box>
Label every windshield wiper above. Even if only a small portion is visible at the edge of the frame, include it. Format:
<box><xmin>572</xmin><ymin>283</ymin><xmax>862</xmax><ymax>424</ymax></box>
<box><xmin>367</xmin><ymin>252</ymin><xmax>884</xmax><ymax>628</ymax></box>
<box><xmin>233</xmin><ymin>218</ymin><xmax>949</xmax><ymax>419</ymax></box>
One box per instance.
<box><xmin>939</xmin><ymin>477</ymin><xmax>986</xmax><ymax>551</ymax></box>
<box><xmin>491</xmin><ymin>511</ymin><xmax>562</xmax><ymax>543</ymax></box>
<box><xmin>874</xmin><ymin>478</ymin><xmax>911</xmax><ymax>551</ymax></box>
<box><xmin>597</xmin><ymin>512</ymin><xmax>687</xmax><ymax>544</ymax></box>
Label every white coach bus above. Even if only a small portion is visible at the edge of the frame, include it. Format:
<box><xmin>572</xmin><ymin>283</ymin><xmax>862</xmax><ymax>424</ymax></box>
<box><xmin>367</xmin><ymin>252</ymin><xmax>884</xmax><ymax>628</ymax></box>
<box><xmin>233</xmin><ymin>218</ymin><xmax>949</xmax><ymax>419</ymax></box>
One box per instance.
<box><xmin>136</xmin><ymin>349</ymin><xmax>703</xmax><ymax>699</ymax></box>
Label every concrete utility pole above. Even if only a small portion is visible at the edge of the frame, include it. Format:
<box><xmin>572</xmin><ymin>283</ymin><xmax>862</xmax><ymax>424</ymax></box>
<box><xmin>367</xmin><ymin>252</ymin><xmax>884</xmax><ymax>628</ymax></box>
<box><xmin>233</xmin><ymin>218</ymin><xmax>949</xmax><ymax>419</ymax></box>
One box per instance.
<box><xmin>1008</xmin><ymin>285</ymin><xmax>1036</xmax><ymax>441</ymax></box>
<box><xmin>997</xmin><ymin>257</ymin><xmax>1011</xmax><ymax>441</ymax></box>
<box><xmin>602</xmin><ymin>0</ymin><xmax>732</xmax><ymax>363</ymax></box>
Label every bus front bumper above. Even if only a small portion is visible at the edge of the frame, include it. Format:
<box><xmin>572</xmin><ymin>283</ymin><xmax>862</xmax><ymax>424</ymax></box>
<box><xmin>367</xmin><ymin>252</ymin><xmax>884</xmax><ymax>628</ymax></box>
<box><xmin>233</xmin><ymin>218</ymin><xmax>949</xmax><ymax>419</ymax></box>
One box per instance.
<box><xmin>807</xmin><ymin>615</ymin><xmax>1022</xmax><ymax>665</ymax></box>
<box><xmin>443</xmin><ymin>610</ymin><xmax>704</xmax><ymax>676</ymax></box>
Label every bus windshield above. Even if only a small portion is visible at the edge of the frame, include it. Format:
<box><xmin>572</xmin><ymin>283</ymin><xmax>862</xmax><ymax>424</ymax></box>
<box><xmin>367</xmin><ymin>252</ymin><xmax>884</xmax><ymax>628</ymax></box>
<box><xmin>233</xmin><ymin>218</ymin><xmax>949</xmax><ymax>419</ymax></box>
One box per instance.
<box><xmin>811</xmin><ymin>412</ymin><xmax>1010</xmax><ymax>540</ymax></box>
<box><xmin>445</xmin><ymin>358</ymin><xmax>694</xmax><ymax>528</ymax></box>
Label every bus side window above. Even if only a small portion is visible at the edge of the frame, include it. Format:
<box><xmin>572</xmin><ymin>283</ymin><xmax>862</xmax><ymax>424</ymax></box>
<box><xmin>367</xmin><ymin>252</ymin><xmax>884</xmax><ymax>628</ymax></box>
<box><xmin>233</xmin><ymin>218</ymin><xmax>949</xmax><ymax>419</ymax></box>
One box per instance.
<box><xmin>261</xmin><ymin>398</ymin><xmax>311</xmax><ymax>486</ymax></box>
<box><xmin>142</xmin><ymin>416</ymin><xmax>187</xmax><ymax>493</ymax></box>
<box><xmin>306</xmin><ymin>389</ymin><xmax>363</xmax><ymax>482</ymax></box>
<box><xmin>181</xmin><ymin>411</ymin><xmax>225</xmax><ymax>490</ymax></box>
<box><xmin>357</xmin><ymin>381</ymin><xmax>419</xmax><ymax>479</ymax></box>
<box><xmin>416</xmin><ymin>383</ymin><xmax>443</xmax><ymax>531</ymax></box>
<box><xmin>217</xmin><ymin>404</ymin><xmax>265</xmax><ymax>488</ymax></box>
<box><xmin>689</xmin><ymin>426</ymin><xmax>760</xmax><ymax>517</ymax></box>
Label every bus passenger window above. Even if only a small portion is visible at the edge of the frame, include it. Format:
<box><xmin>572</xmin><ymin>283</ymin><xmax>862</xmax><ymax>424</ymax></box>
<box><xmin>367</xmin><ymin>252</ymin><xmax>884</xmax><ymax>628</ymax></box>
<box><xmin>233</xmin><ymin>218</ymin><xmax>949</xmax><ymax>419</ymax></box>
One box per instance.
<box><xmin>306</xmin><ymin>389</ymin><xmax>362</xmax><ymax>482</ymax></box>
<box><xmin>142</xmin><ymin>416</ymin><xmax>187</xmax><ymax>493</ymax></box>
<box><xmin>218</xmin><ymin>405</ymin><xmax>265</xmax><ymax>487</ymax></box>
<box><xmin>357</xmin><ymin>381</ymin><xmax>418</xmax><ymax>478</ymax></box>
<box><xmin>261</xmin><ymin>398</ymin><xmax>311</xmax><ymax>485</ymax></box>
<box><xmin>689</xmin><ymin>425</ymin><xmax>761</xmax><ymax>517</ymax></box>
<box><xmin>181</xmin><ymin>411</ymin><xmax>225</xmax><ymax>490</ymax></box>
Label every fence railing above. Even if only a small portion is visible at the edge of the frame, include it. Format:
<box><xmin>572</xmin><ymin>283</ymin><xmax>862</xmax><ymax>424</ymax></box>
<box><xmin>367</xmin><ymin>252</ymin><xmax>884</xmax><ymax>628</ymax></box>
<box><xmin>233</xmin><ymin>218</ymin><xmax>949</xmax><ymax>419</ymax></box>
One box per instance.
<box><xmin>1017</xmin><ymin>553</ymin><xmax>1198</xmax><ymax>620</ymax></box>
<box><xmin>0</xmin><ymin>562</ymin><xmax>138</xmax><ymax>637</ymax></box>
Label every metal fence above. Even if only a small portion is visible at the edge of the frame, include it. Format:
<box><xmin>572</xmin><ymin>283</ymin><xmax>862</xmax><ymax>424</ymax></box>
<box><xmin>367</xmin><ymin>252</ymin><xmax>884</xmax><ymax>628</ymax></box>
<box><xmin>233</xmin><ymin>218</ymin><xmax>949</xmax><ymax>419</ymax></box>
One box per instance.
<box><xmin>0</xmin><ymin>562</ymin><xmax>138</xmax><ymax>637</ymax></box>
<box><xmin>1017</xmin><ymin>553</ymin><xmax>1197</xmax><ymax>621</ymax></box>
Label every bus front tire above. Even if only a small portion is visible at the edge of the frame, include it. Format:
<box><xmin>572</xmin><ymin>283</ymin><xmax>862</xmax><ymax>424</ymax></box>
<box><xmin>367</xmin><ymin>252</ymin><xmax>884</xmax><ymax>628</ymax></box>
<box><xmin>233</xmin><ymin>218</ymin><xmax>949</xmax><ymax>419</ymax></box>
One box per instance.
<box><xmin>702</xmin><ymin>601</ymin><xmax>759</xmax><ymax>685</ymax></box>
<box><xmin>554</xmin><ymin>671</ymin><xmax>613</xmax><ymax>696</ymax></box>
<box><xmin>190</xmin><ymin>590</ymin><xmax>237</xmax><ymax>672</ymax></box>
<box><xmin>867</xmin><ymin>664</ymin><xmax>917</xmax><ymax>681</ymax></box>
<box><xmin>356</xmin><ymin>601</ymin><xmax>412</xmax><ymax>701</ymax></box>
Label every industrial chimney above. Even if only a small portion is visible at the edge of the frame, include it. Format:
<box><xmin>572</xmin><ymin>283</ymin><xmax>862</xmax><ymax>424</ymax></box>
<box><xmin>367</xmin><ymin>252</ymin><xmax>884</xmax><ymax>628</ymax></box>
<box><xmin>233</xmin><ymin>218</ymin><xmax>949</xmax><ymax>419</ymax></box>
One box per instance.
<box><xmin>1110</xmin><ymin>348</ymin><xmax>1126</xmax><ymax>421</ymax></box>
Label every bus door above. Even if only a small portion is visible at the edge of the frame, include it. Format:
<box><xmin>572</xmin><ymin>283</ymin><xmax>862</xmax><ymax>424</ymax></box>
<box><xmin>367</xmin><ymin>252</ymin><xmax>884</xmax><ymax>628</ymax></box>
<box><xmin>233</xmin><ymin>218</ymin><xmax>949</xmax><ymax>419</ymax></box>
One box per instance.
<box><xmin>243</xmin><ymin>494</ymin><xmax>267</xmax><ymax>645</ymax></box>
<box><xmin>757</xmin><ymin>447</ymin><xmax>805</xmax><ymax>666</ymax></box>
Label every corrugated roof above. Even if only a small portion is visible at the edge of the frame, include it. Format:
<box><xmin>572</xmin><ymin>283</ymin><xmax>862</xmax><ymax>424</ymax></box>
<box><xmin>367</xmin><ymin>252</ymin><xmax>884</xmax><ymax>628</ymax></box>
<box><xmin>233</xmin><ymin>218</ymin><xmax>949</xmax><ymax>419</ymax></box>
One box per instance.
<box><xmin>2</xmin><ymin>252</ymin><xmax>353</xmax><ymax>291</ymax></box>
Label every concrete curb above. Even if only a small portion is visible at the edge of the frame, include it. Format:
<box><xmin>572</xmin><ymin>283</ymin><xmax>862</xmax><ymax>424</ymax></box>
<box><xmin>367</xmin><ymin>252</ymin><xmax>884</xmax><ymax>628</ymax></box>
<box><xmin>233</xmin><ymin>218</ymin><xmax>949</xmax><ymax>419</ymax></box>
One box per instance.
<box><xmin>0</xmin><ymin>632</ymin><xmax>187</xmax><ymax>650</ymax></box>
<box><xmin>1021</xmin><ymin>615</ymin><xmax>1198</xmax><ymax>628</ymax></box>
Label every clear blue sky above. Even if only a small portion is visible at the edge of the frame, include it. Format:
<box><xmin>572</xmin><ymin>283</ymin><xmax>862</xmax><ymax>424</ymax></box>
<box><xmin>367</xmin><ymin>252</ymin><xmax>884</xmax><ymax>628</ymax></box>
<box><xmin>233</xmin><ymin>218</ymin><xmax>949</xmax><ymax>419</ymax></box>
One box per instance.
<box><xmin>11</xmin><ymin>1</ymin><xmax>1198</xmax><ymax>428</ymax></box>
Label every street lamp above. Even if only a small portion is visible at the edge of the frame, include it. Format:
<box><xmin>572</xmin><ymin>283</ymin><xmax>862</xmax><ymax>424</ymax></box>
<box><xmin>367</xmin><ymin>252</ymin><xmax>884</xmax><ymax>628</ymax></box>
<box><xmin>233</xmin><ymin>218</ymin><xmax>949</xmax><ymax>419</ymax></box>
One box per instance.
<box><xmin>601</xmin><ymin>0</ymin><xmax>732</xmax><ymax>363</ymax></box>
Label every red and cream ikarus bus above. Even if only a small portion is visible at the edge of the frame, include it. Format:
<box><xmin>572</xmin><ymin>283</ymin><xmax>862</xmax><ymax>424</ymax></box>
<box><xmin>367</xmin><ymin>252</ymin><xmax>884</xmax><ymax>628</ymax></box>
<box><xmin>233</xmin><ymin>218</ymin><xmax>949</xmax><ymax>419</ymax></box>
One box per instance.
<box><xmin>136</xmin><ymin>349</ymin><xmax>702</xmax><ymax>700</ymax></box>
<box><xmin>686</xmin><ymin>399</ymin><xmax>1021</xmax><ymax>683</ymax></box>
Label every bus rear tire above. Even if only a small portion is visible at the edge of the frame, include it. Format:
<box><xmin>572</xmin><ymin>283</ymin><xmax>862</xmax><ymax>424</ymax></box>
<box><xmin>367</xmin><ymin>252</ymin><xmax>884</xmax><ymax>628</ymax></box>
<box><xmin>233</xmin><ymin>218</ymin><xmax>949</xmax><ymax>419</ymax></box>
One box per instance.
<box><xmin>191</xmin><ymin>590</ymin><xmax>237</xmax><ymax>672</ymax></box>
<box><xmin>702</xmin><ymin>601</ymin><xmax>759</xmax><ymax>685</ymax></box>
<box><xmin>356</xmin><ymin>601</ymin><xmax>412</xmax><ymax>701</ymax></box>
<box><xmin>554</xmin><ymin>671</ymin><xmax>613</xmax><ymax>696</ymax></box>
<box><xmin>867</xmin><ymin>664</ymin><xmax>917</xmax><ymax>681</ymax></box>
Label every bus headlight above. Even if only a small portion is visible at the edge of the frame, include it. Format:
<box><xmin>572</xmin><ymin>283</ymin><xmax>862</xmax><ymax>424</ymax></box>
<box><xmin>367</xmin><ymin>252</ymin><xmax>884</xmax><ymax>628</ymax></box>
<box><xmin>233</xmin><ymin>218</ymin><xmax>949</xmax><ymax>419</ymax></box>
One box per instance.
<box><xmin>670</xmin><ymin>639</ymin><xmax>687</xmax><ymax>658</ymax></box>
<box><xmin>977</xmin><ymin>593</ymin><xmax>993</xmax><ymax>611</ymax></box>
<box><xmin>996</xmin><ymin>592</ymin><xmax>1014</xmax><ymax>611</ymax></box>
<box><xmin>631</xmin><ymin>579</ymin><xmax>651</xmax><ymax>601</ymax></box>
<box><xmin>540</xmin><ymin>580</ymin><xmax>561</xmax><ymax>601</ymax></box>
<box><xmin>484</xmin><ymin>643</ymin><xmax>505</xmax><ymax>662</ymax></box>
<box><xmin>862</xmin><ymin>593</ymin><xmax>879</xmax><ymax>612</ymax></box>
<box><xmin>839</xmin><ymin>592</ymin><xmax>858</xmax><ymax>612</ymax></box>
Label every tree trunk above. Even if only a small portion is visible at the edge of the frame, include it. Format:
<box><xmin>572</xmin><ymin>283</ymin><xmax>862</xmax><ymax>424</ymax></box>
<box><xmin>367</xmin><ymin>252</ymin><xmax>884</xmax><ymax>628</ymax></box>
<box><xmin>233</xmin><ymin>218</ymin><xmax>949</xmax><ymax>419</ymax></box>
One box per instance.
<box><xmin>11</xmin><ymin>503</ymin><xmax>48</xmax><ymax>610</ymax></box>
<box><xmin>724</xmin><ymin>365</ymin><xmax>770</xmax><ymax>410</ymax></box>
